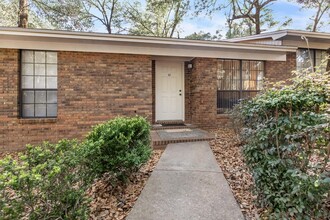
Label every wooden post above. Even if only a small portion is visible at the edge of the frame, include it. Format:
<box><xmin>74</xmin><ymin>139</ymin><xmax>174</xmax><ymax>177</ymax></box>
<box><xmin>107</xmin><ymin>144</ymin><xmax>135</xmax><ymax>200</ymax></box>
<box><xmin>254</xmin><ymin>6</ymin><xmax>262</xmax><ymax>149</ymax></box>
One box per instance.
<box><xmin>18</xmin><ymin>0</ymin><xmax>28</xmax><ymax>28</ymax></box>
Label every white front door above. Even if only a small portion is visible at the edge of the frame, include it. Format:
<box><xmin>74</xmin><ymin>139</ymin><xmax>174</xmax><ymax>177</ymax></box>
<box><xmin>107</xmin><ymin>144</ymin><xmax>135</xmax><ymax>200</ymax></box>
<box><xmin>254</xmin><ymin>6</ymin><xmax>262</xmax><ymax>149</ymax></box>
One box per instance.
<box><xmin>156</xmin><ymin>61</ymin><xmax>184</xmax><ymax>121</ymax></box>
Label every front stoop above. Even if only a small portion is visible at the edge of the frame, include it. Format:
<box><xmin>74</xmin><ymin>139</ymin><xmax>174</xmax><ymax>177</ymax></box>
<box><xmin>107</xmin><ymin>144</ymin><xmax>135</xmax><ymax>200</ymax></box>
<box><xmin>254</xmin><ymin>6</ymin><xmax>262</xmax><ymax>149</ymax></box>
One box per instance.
<box><xmin>155</xmin><ymin>120</ymin><xmax>185</xmax><ymax>125</ymax></box>
<box><xmin>152</xmin><ymin>123</ymin><xmax>197</xmax><ymax>130</ymax></box>
<box><xmin>151</xmin><ymin>127</ymin><xmax>215</xmax><ymax>148</ymax></box>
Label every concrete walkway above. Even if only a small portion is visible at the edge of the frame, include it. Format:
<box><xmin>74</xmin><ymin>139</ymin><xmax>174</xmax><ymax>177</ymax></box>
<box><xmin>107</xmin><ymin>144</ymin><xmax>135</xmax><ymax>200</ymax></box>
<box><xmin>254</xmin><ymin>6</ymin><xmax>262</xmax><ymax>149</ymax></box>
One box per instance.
<box><xmin>127</xmin><ymin>142</ymin><xmax>244</xmax><ymax>220</ymax></box>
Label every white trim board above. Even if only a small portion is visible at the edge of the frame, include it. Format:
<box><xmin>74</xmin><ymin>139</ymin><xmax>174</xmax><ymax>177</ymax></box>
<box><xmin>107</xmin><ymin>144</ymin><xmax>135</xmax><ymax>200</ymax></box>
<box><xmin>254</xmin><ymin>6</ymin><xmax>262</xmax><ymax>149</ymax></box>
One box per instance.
<box><xmin>0</xmin><ymin>28</ymin><xmax>298</xmax><ymax>61</ymax></box>
<box><xmin>0</xmin><ymin>37</ymin><xmax>290</xmax><ymax>61</ymax></box>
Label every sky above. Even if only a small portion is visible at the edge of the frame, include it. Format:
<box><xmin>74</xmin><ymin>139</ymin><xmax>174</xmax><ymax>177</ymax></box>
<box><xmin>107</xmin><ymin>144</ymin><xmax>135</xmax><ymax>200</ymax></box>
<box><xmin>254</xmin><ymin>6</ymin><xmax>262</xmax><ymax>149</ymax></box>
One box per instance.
<box><xmin>178</xmin><ymin>0</ymin><xmax>329</xmax><ymax>38</ymax></box>
<box><xmin>91</xmin><ymin>0</ymin><xmax>329</xmax><ymax>38</ymax></box>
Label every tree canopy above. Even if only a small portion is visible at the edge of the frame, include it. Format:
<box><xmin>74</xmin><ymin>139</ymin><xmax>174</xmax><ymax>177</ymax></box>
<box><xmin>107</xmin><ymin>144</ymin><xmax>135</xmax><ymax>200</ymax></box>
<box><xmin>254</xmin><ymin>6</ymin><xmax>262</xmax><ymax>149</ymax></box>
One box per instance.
<box><xmin>184</xmin><ymin>30</ymin><xmax>222</xmax><ymax>40</ymax></box>
<box><xmin>296</xmin><ymin>0</ymin><xmax>330</xmax><ymax>32</ymax></box>
<box><xmin>0</xmin><ymin>0</ymin><xmax>329</xmax><ymax>39</ymax></box>
<box><xmin>126</xmin><ymin>0</ymin><xmax>190</xmax><ymax>37</ymax></box>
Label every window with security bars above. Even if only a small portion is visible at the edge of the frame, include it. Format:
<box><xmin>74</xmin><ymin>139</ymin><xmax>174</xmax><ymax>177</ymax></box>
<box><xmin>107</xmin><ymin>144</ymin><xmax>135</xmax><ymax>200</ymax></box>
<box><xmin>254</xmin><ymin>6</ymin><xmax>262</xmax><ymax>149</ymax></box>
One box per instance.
<box><xmin>21</xmin><ymin>50</ymin><xmax>58</xmax><ymax>118</ymax></box>
<box><xmin>217</xmin><ymin>59</ymin><xmax>264</xmax><ymax>114</ymax></box>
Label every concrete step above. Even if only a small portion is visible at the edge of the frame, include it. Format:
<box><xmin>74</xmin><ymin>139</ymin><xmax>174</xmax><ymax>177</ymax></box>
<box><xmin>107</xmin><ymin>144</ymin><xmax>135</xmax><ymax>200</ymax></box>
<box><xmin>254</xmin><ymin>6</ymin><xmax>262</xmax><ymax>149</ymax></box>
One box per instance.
<box><xmin>151</xmin><ymin>128</ymin><xmax>215</xmax><ymax>148</ymax></box>
<box><xmin>155</xmin><ymin>120</ymin><xmax>185</xmax><ymax>125</ymax></box>
<box><xmin>152</xmin><ymin>123</ymin><xmax>197</xmax><ymax>130</ymax></box>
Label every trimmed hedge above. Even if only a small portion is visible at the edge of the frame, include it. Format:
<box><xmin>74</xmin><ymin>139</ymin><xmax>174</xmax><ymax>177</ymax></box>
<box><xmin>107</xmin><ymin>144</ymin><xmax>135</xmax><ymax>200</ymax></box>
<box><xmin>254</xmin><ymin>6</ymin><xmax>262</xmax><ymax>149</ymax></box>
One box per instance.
<box><xmin>0</xmin><ymin>116</ymin><xmax>152</xmax><ymax>219</ymax></box>
<box><xmin>83</xmin><ymin>116</ymin><xmax>152</xmax><ymax>180</ymax></box>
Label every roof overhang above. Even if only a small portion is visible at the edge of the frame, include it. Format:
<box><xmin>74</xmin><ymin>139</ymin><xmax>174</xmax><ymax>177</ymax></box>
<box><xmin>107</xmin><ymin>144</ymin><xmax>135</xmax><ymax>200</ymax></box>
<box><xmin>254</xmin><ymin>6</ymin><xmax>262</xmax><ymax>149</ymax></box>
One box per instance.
<box><xmin>283</xmin><ymin>30</ymin><xmax>330</xmax><ymax>41</ymax></box>
<box><xmin>228</xmin><ymin>30</ymin><xmax>330</xmax><ymax>48</ymax></box>
<box><xmin>0</xmin><ymin>27</ymin><xmax>297</xmax><ymax>61</ymax></box>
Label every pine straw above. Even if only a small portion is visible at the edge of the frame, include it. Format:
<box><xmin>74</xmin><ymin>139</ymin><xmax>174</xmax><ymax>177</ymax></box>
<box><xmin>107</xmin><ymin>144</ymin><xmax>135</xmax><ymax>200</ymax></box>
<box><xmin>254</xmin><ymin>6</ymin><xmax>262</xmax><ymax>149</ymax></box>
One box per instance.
<box><xmin>209</xmin><ymin>128</ymin><xmax>264</xmax><ymax>220</ymax></box>
<box><xmin>88</xmin><ymin>149</ymin><xmax>163</xmax><ymax>220</ymax></box>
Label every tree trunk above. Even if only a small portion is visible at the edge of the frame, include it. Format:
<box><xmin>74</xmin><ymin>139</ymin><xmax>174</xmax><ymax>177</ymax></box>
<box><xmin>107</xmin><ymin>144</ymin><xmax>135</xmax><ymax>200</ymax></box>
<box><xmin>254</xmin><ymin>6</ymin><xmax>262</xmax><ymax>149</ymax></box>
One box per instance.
<box><xmin>106</xmin><ymin>25</ymin><xmax>111</xmax><ymax>34</ymax></box>
<box><xmin>255</xmin><ymin>19</ymin><xmax>261</xmax><ymax>34</ymax></box>
<box><xmin>327</xmin><ymin>48</ymin><xmax>330</xmax><ymax>72</ymax></box>
<box><xmin>312</xmin><ymin>2</ymin><xmax>322</xmax><ymax>32</ymax></box>
<box><xmin>255</xmin><ymin>8</ymin><xmax>261</xmax><ymax>34</ymax></box>
<box><xmin>18</xmin><ymin>0</ymin><xmax>28</xmax><ymax>28</ymax></box>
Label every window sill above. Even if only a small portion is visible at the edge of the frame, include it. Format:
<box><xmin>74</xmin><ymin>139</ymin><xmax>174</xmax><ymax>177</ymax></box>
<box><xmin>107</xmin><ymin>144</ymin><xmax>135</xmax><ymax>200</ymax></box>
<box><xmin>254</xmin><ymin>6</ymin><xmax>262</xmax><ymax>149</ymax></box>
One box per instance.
<box><xmin>19</xmin><ymin>118</ymin><xmax>57</xmax><ymax>124</ymax></box>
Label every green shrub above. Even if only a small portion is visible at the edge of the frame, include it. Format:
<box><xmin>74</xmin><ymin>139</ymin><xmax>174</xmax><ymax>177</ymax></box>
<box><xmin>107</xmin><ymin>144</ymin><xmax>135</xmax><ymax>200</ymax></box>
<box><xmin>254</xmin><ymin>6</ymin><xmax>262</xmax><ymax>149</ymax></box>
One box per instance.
<box><xmin>0</xmin><ymin>140</ymin><xmax>93</xmax><ymax>220</ymax></box>
<box><xmin>232</xmin><ymin>59</ymin><xmax>330</xmax><ymax>219</ymax></box>
<box><xmin>0</xmin><ymin>116</ymin><xmax>152</xmax><ymax>219</ymax></box>
<box><xmin>84</xmin><ymin>116</ymin><xmax>152</xmax><ymax>181</ymax></box>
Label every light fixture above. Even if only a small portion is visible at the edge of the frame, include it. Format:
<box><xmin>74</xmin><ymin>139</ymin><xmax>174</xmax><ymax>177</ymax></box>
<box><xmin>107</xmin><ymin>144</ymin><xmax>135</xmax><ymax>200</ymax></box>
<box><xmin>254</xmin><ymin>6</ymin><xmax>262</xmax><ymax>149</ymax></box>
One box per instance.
<box><xmin>187</xmin><ymin>63</ymin><xmax>193</xmax><ymax>69</ymax></box>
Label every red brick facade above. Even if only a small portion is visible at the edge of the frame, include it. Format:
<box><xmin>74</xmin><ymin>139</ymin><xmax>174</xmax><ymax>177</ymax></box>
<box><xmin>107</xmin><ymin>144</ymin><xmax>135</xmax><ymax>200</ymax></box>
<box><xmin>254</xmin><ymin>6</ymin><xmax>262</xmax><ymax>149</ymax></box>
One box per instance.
<box><xmin>184</xmin><ymin>62</ymin><xmax>193</xmax><ymax>123</ymax></box>
<box><xmin>186</xmin><ymin>53</ymin><xmax>297</xmax><ymax>128</ymax></box>
<box><xmin>0</xmin><ymin>48</ymin><xmax>297</xmax><ymax>151</ymax></box>
<box><xmin>265</xmin><ymin>52</ymin><xmax>296</xmax><ymax>84</ymax></box>
<box><xmin>0</xmin><ymin>49</ymin><xmax>152</xmax><ymax>151</ymax></box>
<box><xmin>190</xmin><ymin>58</ymin><xmax>218</xmax><ymax>128</ymax></box>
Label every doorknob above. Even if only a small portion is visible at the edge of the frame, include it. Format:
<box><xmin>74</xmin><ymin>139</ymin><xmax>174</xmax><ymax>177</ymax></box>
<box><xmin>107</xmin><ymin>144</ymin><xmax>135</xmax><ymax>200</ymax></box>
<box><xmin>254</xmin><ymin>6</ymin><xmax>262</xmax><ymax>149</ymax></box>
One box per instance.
<box><xmin>179</xmin><ymin>90</ymin><xmax>182</xmax><ymax>92</ymax></box>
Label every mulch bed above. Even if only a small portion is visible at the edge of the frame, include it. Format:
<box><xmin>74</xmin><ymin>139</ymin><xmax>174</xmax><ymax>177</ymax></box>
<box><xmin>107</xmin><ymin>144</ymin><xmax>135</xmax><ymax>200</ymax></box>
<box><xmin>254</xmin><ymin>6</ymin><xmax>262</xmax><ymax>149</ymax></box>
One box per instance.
<box><xmin>209</xmin><ymin>128</ymin><xmax>264</xmax><ymax>220</ymax></box>
<box><xmin>0</xmin><ymin>149</ymin><xmax>163</xmax><ymax>220</ymax></box>
<box><xmin>88</xmin><ymin>149</ymin><xmax>163</xmax><ymax>220</ymax></box>
<box><xmin>0</xmin><ymin>151</ymin><xmax>22</xmax><ymax>160</ymax></box>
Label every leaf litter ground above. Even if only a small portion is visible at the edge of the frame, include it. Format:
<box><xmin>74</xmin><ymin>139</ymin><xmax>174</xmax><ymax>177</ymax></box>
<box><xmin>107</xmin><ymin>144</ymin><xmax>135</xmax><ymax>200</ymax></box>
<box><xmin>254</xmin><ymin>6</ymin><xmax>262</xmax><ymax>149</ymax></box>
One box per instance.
<box><xmin>209</xmin><ymin>128</ymin><xmax>264</xmax><ymax>219</ymax></box>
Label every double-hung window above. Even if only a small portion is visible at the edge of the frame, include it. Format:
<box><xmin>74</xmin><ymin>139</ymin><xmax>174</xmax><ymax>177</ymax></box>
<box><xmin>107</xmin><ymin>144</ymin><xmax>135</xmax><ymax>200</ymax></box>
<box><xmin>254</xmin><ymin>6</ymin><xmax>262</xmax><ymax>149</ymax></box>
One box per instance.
<box><xmin>21</xmin><ymin>50</ymin><xmax>58</xmax><ymax>118</ymax></box>
<box><xmin>217</xmin><ymin>59</ymin><xmax>264</xmax><ymax>114</ymax></box>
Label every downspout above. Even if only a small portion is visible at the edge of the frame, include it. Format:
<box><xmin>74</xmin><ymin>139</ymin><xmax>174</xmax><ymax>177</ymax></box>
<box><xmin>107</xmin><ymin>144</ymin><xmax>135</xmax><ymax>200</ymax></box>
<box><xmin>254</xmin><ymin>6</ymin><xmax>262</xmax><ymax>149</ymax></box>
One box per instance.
<box><xmin>301</xmin><ymin>35</ymin><xmax>314</xmax><ymax>73</ymax></box>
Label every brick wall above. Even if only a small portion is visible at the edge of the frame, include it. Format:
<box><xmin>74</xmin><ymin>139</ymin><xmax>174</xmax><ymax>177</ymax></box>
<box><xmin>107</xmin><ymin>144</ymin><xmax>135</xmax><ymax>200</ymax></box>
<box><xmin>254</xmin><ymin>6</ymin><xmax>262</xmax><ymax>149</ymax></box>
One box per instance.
<box><xmin>184</xmin><ymin>62</ymin><xmax>192</xmax><ymax>123</ymax></box>
<box><xmin>0</xmin><ymin>49</ymin><xmax>20</xmax><ymax>150</ymax></box>
<box><xmin>188</xmin><ymin>52</ymin><xmax>297</xmax><ymax>129</ymax></box>
<box><xmin>0</xmin><ymin>49</ymin><xmax>297</xmax><ymax>150</ymax></box>
<box><xmin>265</xmin><ymin>52</ymin><xmax>296</xmax><ymax>84</ymax></box>
<box><xmin>152</xmin><ymin>60</ymin><xmax>156</xmax><ymax>123</ymax></box>
<box><xmin>190</xmin><ymin>58</ymin><xmax>218</xmax><ymax>128</ymax></box>
<box><xmin>0</xmin><ymin>49</ymin><xmax>152</xmax><ymax>151</ymax></box>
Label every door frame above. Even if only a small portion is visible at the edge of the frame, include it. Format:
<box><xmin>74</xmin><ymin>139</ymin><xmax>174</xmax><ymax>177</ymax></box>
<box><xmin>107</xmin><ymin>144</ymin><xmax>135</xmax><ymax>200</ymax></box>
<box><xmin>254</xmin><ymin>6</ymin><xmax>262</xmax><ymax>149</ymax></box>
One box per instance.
<box><xmin>155</xmin><ymin>60</ymin><xmax>185</xmax><ymax>122</ymax></box>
